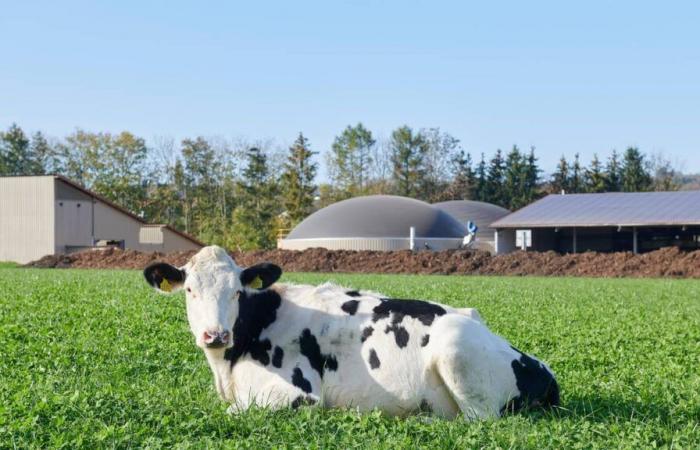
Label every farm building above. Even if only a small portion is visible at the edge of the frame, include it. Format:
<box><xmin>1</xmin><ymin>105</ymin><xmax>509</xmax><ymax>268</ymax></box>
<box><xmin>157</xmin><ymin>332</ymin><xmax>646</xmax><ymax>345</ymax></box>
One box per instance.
<box><xmin>0</xmin><ymin>175</ymin><xmax>204</xmax><ymax>263</ymax></box>
<box><xmin>433</xmin><ymin>200</ymin><xmax>510</xmax><ymax>253</ymax></box>
<box><xmin>491</xmin><ymin>191</ymin><xmax>700</xmax><ymax>254</ymax></box>
<box><xmin>278</xmin><ymin>195</ymin><xmax>470</xmax><ymax>251</ymax></box>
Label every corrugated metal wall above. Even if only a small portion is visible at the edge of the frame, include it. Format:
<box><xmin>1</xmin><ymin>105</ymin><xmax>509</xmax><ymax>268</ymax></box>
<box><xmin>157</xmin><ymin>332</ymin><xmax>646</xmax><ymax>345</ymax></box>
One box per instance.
<box><xmin>0</xmin><ymin>176</ymin><xmax>55</xmax><ymax>263</ymax></box>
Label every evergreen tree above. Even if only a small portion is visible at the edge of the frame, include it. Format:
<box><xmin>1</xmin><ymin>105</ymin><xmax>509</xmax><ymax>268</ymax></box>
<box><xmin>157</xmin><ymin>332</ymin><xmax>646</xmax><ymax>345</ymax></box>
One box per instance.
<box><xmin>446</xmin><ymin>149</ymin><xmax>474</xmax><ymax>200</ymax></box>
<box><xmin>584</xmin><ymin>154</ymin><xmax>607</xmax><ymax>193</ymax></box>
<box><xmin>605</xmin><ymin>150</ymin><xmax>622</xmax><ymax>192</ymax></box>
<box><xmin>503</xmin><ymin>146</ymin><xmax>525</xmax><ymax>209</ymax></box>
<box><xmin>281</xmin><ymin>133</ymin><xmax>318</xmax><ymax>225</ymax></box>
<box><xmin>522</xmin><ymin>147</ymin><xmax>541</xmax><ymax>206</ymax></box>
<box><xmin>620</xmin><ymin>146</ymin><xmax>653</xmax><ymax>192</ymax></box>
<box><xmin>30</xmin><ymin>131</ymin><xmax>53</xmax><ymax>175</ymax></box>
<box><xmin>485</xmin><ymin>149</ymin><xmax>506</xmax><ymax>206</ymax></box>
<box><xmin>230</xmin><ymin>147</ymin><xmax>279</xmax><ymax>250</ymax></box>
<box><xmin>475</xmin><ymin>153</ymin><xmax>487</xmax><ymax>201</ymax></box>
<box><xmin>570</xmin><ymin>153</ymin><xmax>583</xmax><ymax>193</ymax></box>
<box><xmin>327</xmin><ymin>123</ymin><xmax>375</xmax><ymax>197</ymax></box>
<box><xmin>389</xmin><ymin>125</ymin><xmax>429</xmax><ymax>198</ymax></box>
<box><xmin>551</xmin><ymin>156</ymin><xmax>570</xmax><ymax>193</ymax></box>
<box><xmin>0</xmin><ymin>123</ymin><xmax>35</xmax><ymax>175</ymax></box>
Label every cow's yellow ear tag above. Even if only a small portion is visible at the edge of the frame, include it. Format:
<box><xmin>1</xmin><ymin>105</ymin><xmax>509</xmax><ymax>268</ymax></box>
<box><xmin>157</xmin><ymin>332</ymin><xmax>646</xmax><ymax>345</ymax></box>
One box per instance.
<box><xmin>250</xmin><ymin>276</ymin><xmax>263</xmax><ymax>289</ymax></box>
<box><xmin>160</xmin><ymin>278</ymin><xmax>173</xmax><ymax>292</ymax></box>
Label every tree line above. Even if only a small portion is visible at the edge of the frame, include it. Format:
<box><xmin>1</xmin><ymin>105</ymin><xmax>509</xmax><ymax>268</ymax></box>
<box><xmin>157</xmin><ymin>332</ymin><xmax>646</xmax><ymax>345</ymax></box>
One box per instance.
<box><xmin>0</xmin><ymin>122</ymin><xmax>684</xmax><ymax>249</ymax></box>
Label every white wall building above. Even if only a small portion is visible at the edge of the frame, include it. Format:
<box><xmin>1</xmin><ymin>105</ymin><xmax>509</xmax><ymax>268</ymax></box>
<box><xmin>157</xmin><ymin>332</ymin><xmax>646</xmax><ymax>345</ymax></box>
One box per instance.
<box><xmin>0</xmin><ymin>175</ymin><xmax>203</xmax><ymax>263</ymax></box>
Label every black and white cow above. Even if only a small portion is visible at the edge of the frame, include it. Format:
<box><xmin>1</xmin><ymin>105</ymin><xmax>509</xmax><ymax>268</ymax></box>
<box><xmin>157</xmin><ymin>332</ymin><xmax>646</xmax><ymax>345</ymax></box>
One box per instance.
<box><xmin>144</xmin><ymin>246</ymin><xmax>559</xmax><ymax>419</ymax></box>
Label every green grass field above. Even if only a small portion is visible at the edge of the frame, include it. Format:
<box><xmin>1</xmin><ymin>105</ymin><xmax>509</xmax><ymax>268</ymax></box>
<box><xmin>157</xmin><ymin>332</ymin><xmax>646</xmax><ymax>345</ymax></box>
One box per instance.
<box><xmin>1</xmin><ymin>268</ymin><xmax>699</xmax><ymax>449</ymax></box>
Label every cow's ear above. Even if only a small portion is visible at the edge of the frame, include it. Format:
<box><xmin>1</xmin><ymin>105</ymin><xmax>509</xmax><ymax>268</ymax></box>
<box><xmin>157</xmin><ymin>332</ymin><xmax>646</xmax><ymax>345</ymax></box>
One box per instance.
<box><xmin>144</xmin><ymin>262</ymin><xmax>186</xmax><ymax>294</ymax></box>
<box><xmin>240</xmin><ymin>263</ymin><xmax>282</xmax><ymax>290</ymax></box>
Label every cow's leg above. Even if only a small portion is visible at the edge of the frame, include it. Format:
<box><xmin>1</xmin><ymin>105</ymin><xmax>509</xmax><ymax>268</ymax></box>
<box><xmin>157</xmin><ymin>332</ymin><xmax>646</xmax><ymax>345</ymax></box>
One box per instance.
<box><xmin>237</xmin><ymin>381</ymin><xmax>320</xmax><ymax>412</ymax></box>
<box><xmin>431</xmin><ymin>317</ymin><xmax>500</xmax><ymax>420</ymax></box>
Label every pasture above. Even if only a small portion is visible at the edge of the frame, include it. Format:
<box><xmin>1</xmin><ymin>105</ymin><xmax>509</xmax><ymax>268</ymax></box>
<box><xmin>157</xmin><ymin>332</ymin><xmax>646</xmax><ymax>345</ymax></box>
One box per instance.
<box><xmin>1</xmin><ymin>268</ymin><xmax>699</xmax><ymax>449</ymax></box>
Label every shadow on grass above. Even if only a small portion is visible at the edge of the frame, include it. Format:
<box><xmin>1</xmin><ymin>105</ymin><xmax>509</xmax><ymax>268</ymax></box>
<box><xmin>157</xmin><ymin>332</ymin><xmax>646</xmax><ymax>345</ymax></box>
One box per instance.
<box><xmin>537</xmin><ymin>392</ymin><xmax>679</xmax><ymax>424</ymax></box>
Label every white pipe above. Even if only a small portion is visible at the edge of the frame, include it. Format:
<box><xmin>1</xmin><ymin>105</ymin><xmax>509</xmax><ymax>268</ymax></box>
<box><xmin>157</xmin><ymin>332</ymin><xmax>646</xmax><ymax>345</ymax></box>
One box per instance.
<box><xmin>409</xmin><ymin>226</ymin><xmax>415</xmax><ymax>251</ymax></box>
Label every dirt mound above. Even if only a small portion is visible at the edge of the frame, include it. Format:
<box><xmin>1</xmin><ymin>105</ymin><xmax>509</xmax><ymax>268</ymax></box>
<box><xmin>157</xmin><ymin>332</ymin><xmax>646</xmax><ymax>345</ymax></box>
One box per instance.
<box><xmin>24</xmin><ymin>246</ymin><xmax>700</xmax><ymax>278</ymax></box>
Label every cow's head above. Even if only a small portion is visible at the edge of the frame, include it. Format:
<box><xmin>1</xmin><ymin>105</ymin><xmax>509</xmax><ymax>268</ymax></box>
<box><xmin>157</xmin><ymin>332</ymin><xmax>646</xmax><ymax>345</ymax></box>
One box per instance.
<box><xmin>143</xmin><ymin>245</ymin><xmax>282</xmax><ymax>350</ymax></box>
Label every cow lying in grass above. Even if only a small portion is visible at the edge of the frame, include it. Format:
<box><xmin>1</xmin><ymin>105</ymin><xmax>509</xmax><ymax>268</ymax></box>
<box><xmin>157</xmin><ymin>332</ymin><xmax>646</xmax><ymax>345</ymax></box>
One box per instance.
<box><xmin>144</xmin><ymin>245</ymin><xmax>559</xmax><ymax>420</ymax></box>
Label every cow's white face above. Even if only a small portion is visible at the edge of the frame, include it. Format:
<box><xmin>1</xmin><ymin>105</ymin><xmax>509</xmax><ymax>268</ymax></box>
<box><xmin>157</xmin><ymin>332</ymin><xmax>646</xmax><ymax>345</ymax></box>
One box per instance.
<box><xmin>144</xmin><ymin>246</ymin><xmax>282</xmax><ymax>351</ymax></box>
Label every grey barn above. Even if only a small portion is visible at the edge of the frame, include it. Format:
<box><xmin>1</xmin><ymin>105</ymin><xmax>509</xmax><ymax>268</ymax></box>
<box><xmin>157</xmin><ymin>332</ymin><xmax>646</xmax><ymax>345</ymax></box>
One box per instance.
<box><xmin>491</xmin><ymin>191</ymin><xmax>700</xmax><ymax>254</ymax></box>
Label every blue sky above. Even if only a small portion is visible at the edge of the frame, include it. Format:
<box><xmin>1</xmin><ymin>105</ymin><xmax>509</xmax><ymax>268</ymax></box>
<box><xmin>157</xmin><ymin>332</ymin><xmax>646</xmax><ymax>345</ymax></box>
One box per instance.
<box><xmin>2</xmin><ymin>1</ymin><xmax>699</xmax><ymax>176</ymax></box>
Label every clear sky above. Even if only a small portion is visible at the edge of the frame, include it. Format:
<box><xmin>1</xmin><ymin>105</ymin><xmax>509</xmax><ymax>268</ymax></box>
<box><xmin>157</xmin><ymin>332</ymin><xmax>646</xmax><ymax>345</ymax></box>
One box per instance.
<box><xmin>2</xmin><ymin>1</ymin><xmax>699</xmax><ymax>176</ymax></box>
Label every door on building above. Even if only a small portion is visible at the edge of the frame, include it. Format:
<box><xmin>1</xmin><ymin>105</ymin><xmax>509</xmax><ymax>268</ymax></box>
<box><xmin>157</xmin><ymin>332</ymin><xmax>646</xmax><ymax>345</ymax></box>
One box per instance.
<box><xmin>55</xmin><ymin>200</ymin><xmax>94</xmax><ymax>249</ymax></box>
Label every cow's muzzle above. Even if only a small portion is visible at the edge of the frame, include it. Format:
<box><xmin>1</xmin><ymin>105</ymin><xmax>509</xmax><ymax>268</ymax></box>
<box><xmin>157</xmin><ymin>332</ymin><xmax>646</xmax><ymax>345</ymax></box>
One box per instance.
<box><xmin>203</xmin><ymin>330</ymin><xmax>231</xmax><ymax>349</ymax></box>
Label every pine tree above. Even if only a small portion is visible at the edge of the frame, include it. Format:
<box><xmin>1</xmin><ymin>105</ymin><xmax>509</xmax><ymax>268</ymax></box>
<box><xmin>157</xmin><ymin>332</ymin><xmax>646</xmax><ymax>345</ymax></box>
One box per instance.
<box><xmin>502</xmin><ymin>146</ymin><xmax>524</xmax><ymax>209</ymax></box>
<box><xmin>0</xmin><ymin>123</ymin><xmax>34</xmax><ymax>175</ymax></box>
<box><xmin>584</xmin><ymin>154</ymin><xmax>607</xmax><ymax>193</ymax></box>
<box><xmin>605</xmin><ymin>150</ymin><xmax>622</xmax><ymax>192</ymax></box>
<box><xmin>389</xmin><ymin>125</ymin><xmax>428</xmax><ymax>198</ymax></box>
<box><xmin>475</xmin><ymin>153</ymin><xmax>487</xmax><ymax>201</ymax></box>
<box><xmin>447</xmin><ymin>149</ymin><xmax>474</xmax><ymax>200</ymax></box>
<box><xmin>485</xmin><ymin>149</ymin><xmax>506</xmax><ymax>206</ymax></box>
<box><xmin>522</xmin><ymin>147</ymin><xmax>541</xmax><ymax>206</ymax></box>
<box><xmin>30</xmin><ymin>131</ymin><xmax>52</xmax><ymax>175</ymax></box>
<box><xmin>620</xmin><ymin>147</ymin><xmax>653</xmax><ymax>192</ymax></box>
<box><xmin>230</xmin><ymin>147</ymin><xmax>279</xmax><ymax>250</ymax></box>
<box><xmin>281</xmin><ymin>133</ymin><xmax>318</xmax><ymax>225</ymax></box>
<box><xmin>570</xmin><ymin>153</ymin><xmax>583</xmax><ymax>193</ymax></box>
<box><xmin>551</xmin><ymin>156</ymin><xmax>570</xmax><ymax>194</ymax></box>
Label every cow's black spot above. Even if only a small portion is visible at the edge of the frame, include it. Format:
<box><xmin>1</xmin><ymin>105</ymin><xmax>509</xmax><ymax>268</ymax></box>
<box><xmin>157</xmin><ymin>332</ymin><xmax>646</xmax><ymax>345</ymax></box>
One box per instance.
<box><xmin>299</xmin><ymin>328</ymin><xmax>338</xmax><ymax>378</ymax></box>
<box><xmin>345</xmin><ymin>290</ymin><xmax>361</xmax><ymax>297</ymax></box>
<box><xmin>502</xmin><ymin>346</ymin><xmax>559</xmax><ymax>414</ymax></box>
<box><xmin>372</xmin><ymin>298</ymin><xmax>446</xmax><ymax>326</ymax></box>
<box><xmin>368</xmin><ymin>349</ymin><xmax>380</xmax><ymax>369</ymax></box>
<box><xmin>272</xmin><ymin>346</ymin><xmax>284</xmax><ymax>368</ymax></box>
<box><xmin>225</xmin><ymin>290</ymin><xmax>281</xmax><ymax>367</ymax></box>
<box><xmin>249</xmin><ymin>338</ymin><xmax>272</xmax><ymax>365</ymax></box>
<box><xmin>385</xmin><ymin>324</ymin><xmax>409</xmax><ymax>348</ymax></box>
<box><xmin>419</xmin><ymin>399</ymin><xmax>432</xmax><ymax>414</ymax></box>
<box><xmin>291</xmin><ymin>395</ymin><xmax>317</xmax><ymax>409</ymax></box>
<box><xmin>360</xmin><ymin>326</ymin><xmax>374</xmax><ymax>343</ymax></box>
<box><xmin>292</xmin><ymin>368</ymin><xmax>312</xmax><ymax>394</ymax></box>
<box><xmin>421</xmin><ymin>334</ymin><xmax>430</xmax><ymax>347</ymax></box>
<box><xmin>341</xmin><ymin>300</ymin><xmax>359</xmax><ymax>315</ymax></box>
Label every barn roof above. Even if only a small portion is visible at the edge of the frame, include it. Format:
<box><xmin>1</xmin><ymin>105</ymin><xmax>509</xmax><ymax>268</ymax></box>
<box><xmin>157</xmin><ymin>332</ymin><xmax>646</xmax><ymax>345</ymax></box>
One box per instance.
<box><xmin>53</xmin><ymin>175</ymin><xmax>205</xmax><ymax>246</ymax></box>
<box><xmin>491</xmin><ymin>191</ymin><xmax>700</xmax><ymax>228</ymax></box>
<box><xmin>286</xmin><ymin>195</ymin><xmax>467</xmax><ymax>239</ymax></box>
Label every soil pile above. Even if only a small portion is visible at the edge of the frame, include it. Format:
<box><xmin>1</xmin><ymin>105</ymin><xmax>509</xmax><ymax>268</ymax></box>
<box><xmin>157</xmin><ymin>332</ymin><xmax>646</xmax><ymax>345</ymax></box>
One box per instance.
<box><xmin>24</xmin><ymin>246</ymin><xmax>700</xmax><ymax>278</ymax></box>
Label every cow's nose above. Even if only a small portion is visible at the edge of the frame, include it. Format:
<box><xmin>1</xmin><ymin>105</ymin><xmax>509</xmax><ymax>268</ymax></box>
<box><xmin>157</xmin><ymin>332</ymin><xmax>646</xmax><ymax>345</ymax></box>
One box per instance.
<box><xmin>203</xmin><ymin>330</ymin><xmax>231</xmax><ymax>348</ymax></box>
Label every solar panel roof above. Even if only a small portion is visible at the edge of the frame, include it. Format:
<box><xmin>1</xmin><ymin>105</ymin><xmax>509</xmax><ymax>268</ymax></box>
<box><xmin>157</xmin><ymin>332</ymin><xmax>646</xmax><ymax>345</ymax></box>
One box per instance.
<box><xmin>491</xmin><ymin>191</ymin><xmax>700</xmax><ymax>228</ymax></box>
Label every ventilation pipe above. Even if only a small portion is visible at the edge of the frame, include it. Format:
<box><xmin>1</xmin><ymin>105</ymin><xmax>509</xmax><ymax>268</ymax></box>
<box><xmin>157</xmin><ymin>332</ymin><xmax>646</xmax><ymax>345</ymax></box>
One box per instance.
<box><xmin>409</xmin><ymin>226</ymin><xmax>416</xmax><ymax>251</ymax></box>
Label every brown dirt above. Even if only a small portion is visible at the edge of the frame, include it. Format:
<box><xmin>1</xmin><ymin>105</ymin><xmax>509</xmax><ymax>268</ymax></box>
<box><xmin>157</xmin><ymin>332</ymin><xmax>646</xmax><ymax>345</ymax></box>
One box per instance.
<box><xmin>23</xmin><ymin>246</ymin><xmax>700</xmax><ymax>278</ymax></box>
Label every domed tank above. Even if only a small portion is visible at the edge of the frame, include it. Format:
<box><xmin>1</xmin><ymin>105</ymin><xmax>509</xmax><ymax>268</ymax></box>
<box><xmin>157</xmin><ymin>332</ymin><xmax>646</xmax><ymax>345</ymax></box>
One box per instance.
<box><xmin>279</xmin><ymin>195</ymin><xmax>467</xmax><ymax>251</ymax></box>
<box><xmin>433</xmin><ymin>200</ymin><xmax>511</xmax><ymax>253</ymax></box>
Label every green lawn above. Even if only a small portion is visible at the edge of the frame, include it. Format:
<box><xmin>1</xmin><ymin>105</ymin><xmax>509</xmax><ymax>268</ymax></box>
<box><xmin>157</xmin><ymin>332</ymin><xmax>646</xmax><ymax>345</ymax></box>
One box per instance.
<box><xmin>1</xmin><ymin>268</ymin><xmax>699</xmax><ymax>449</ymax></box>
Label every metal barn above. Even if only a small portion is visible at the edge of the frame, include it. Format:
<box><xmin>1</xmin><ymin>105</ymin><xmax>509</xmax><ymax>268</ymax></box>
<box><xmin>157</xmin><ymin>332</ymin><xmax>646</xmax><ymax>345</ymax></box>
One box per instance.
<box><xmin>491</xmin><ymin>191</ymin><xmax>700</xmax><ymax>254</ymax></box>
<box><xmin>0</xmin><ymin>175</ymin><xmax>204</xmax><ymax>263</ymax></box>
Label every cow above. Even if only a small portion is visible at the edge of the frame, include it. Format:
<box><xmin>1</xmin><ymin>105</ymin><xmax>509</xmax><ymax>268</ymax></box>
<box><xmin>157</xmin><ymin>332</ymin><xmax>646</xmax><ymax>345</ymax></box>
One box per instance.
<box><xmin>144</xmin><ymin>245</ymin><xmax>559</xmax><ymax>420</ymax></box>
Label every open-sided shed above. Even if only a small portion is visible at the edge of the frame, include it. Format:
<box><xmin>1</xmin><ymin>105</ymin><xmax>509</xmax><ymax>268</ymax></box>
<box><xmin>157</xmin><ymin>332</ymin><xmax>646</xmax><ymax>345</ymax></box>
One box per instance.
<box><xmin>491</xmin><ymin>191</ymin><xmax>700</xmax><ymax>254</ymax></box>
